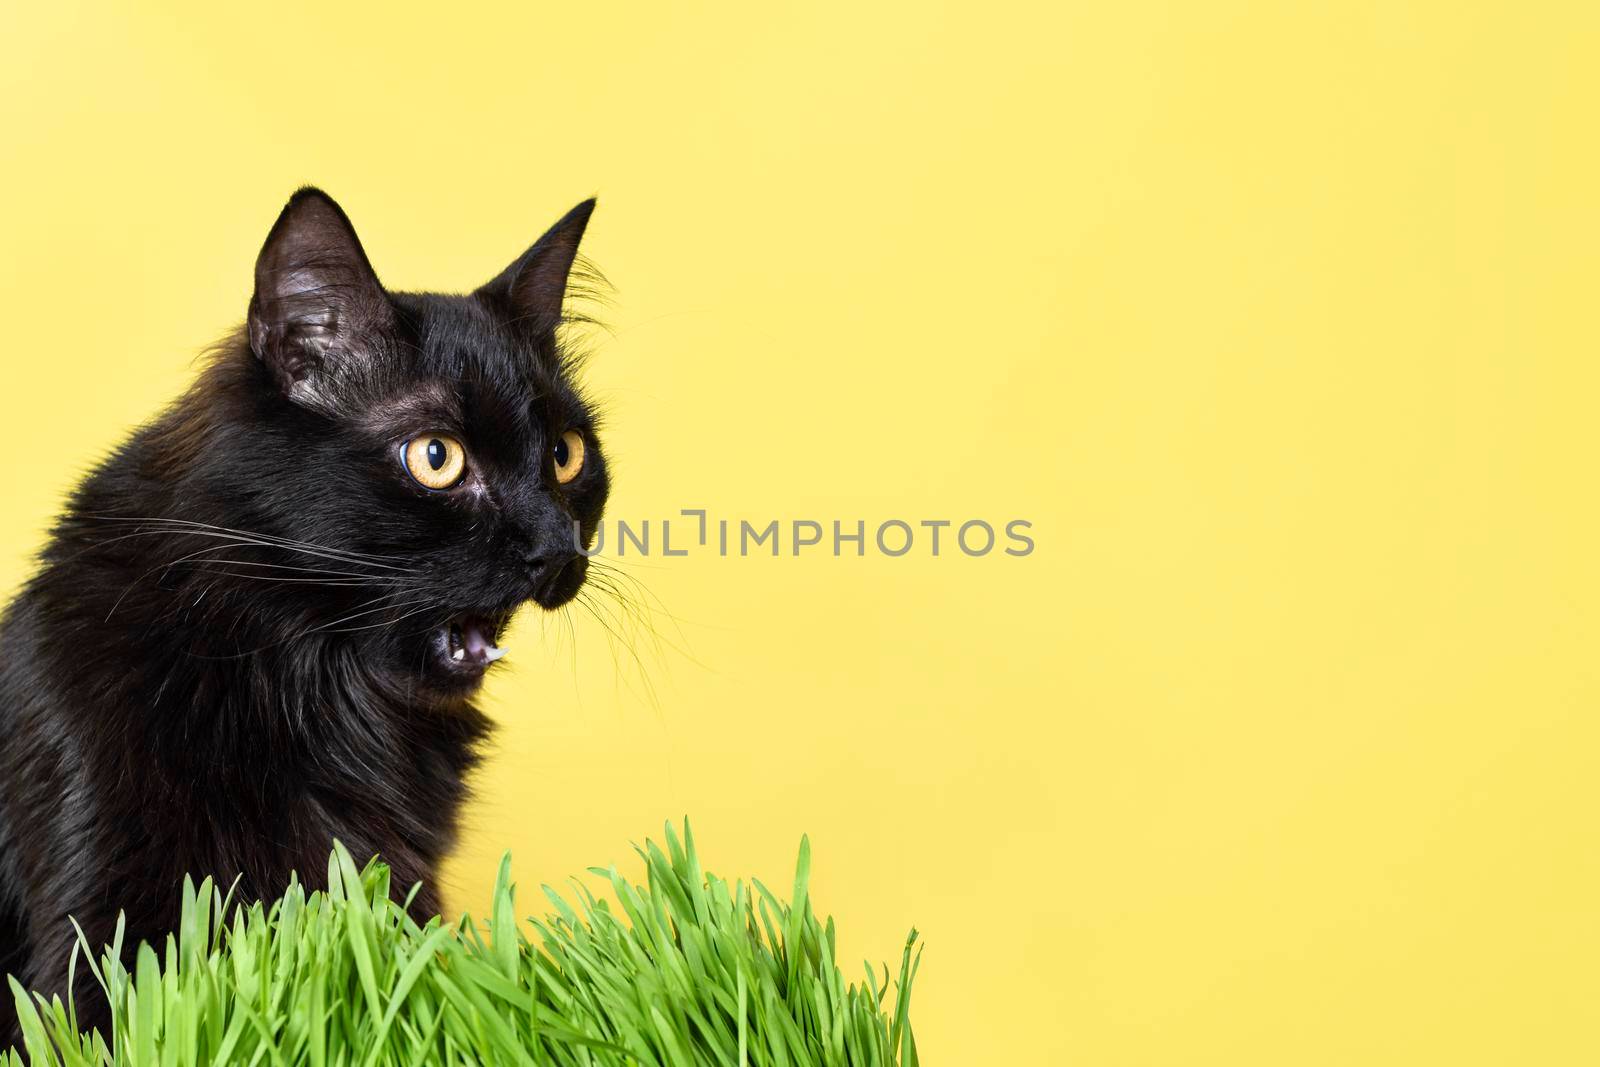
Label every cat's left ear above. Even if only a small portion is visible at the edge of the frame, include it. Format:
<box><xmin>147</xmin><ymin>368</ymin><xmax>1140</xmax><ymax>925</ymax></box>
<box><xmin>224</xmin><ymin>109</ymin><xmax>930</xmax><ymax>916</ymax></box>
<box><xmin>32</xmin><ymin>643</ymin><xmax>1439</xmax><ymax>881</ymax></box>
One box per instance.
<box><xmin>248</xmin><ymin>187</ymin><xmax>393</xmax><ymax>410</ymax></box>
<box><xmin>477</xmin><ymin>198</ymin><xmax>596</xmax><ymax>339</ymax></box>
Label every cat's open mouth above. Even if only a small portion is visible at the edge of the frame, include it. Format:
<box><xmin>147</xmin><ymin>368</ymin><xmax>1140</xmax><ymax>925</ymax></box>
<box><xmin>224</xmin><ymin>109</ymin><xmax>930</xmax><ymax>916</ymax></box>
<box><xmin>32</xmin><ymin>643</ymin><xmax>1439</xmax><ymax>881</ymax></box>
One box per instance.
<box><xmin>424</xmin><ymin>559</ymin><xmax>588</xmax><ymax>686</ymax></box>
<box><xmin>434</xmin><ymin>613</ymin><xmax>511</xmax><ymax>675</ymax></box>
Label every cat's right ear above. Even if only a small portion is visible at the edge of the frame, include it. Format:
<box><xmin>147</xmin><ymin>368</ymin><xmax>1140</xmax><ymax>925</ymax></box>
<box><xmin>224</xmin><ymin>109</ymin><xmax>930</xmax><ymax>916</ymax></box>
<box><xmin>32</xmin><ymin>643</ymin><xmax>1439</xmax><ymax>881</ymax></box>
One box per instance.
<box><xmin>248</xmin><ymin>188</ymin><xmax>392</xmax><ymax>410</ymax></box>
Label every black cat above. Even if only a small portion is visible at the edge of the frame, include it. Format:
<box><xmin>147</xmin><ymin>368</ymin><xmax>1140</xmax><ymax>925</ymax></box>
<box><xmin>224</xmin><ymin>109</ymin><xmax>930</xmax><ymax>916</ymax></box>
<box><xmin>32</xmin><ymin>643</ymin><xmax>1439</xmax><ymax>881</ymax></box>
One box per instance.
<box><xmin>0</xmin><ymin>188</ymin><xmax>610</xmax><ymax>1044</ymax></box>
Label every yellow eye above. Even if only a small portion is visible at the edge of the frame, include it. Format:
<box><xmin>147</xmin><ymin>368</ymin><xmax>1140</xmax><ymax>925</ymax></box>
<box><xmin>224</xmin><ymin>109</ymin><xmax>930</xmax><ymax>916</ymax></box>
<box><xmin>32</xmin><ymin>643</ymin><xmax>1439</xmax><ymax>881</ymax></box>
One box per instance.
<box><xmin>553</xmin><ymin>429</ymin><xmax>585</xmax><ymax>484</ymax></box>
<box><xmin>403</xmin><ymin>435</ymin><xmax>467</xmax><ymax>490</ymax></box>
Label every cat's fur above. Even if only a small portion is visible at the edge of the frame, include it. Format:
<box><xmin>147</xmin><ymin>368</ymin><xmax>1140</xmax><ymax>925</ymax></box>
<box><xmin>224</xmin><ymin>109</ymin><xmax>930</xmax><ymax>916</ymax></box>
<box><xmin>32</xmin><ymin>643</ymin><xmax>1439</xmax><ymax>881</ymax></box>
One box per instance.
<box><xmin>0</xmin><ymin>188</ymin><xmax>610</xmax><ymax>1044</ymax></box>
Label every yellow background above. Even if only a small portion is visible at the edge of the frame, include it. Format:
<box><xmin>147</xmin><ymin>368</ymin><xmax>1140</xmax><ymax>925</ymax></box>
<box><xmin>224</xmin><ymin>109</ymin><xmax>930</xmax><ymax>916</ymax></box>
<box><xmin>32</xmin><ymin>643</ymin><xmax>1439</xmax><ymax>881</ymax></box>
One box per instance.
<box><xmin>2</xmin><ymin>2</ymin><xmax>1596</xmax><ymax>1062</ymax></box>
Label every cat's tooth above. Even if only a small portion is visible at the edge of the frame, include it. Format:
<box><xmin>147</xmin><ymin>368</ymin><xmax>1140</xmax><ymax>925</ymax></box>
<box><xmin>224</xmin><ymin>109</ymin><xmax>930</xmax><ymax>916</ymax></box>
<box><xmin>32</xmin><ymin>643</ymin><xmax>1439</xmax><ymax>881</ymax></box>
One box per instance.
<box><xmin>451</xmin><ymin>648</ymin><xmax>466</xmax><ymax>662</ymax></box>
<box><xmin>483</xmin><ymin>645</ymin><xmax>508</xmax><ymax>663</ymax></box>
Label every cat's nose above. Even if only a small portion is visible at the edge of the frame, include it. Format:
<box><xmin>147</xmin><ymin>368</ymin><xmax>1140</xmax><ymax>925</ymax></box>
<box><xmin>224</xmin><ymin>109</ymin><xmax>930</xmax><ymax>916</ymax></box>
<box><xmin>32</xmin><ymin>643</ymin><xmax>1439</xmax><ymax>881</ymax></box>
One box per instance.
<box><xmin>519</xmin><ymin>545</ymin><xmax>576</xmax><ymax>596</ymax></box>
<box><xmin>511</xmin><ymin>500</ymin><xmax>580</xmax><ymax>599</ymax></box>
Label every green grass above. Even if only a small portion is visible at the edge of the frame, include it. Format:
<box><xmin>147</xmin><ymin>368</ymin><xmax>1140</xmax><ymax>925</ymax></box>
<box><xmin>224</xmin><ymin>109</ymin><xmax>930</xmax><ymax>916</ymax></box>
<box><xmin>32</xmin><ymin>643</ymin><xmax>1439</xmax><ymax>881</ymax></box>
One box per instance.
<box><xmin>4</xmin><ymin>822</ymin><xmax>920</xmax><ymax>1066</ymax></box>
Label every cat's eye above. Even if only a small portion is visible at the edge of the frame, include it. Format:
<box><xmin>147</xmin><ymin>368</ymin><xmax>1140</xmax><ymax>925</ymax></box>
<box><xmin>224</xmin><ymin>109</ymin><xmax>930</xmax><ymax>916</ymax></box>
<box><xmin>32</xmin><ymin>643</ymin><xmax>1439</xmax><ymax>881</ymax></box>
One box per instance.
<box><xmin>403</xmin><ymin>435</ymin><xmax>468</xmax><ymax>490</ymax></box>
<box><xmin>553</xmin><ymin>430</ymin><xmax>585</xmax><ymax>484</ymax></box>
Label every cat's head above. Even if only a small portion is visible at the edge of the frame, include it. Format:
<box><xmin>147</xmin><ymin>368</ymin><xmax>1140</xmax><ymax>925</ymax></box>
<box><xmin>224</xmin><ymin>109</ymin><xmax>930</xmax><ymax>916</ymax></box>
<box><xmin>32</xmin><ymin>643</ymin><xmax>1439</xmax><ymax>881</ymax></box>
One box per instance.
<box><xmin>230</xmin><ymin>187</ymin><xmax>610</xmax><ymax>699</ymax></box>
